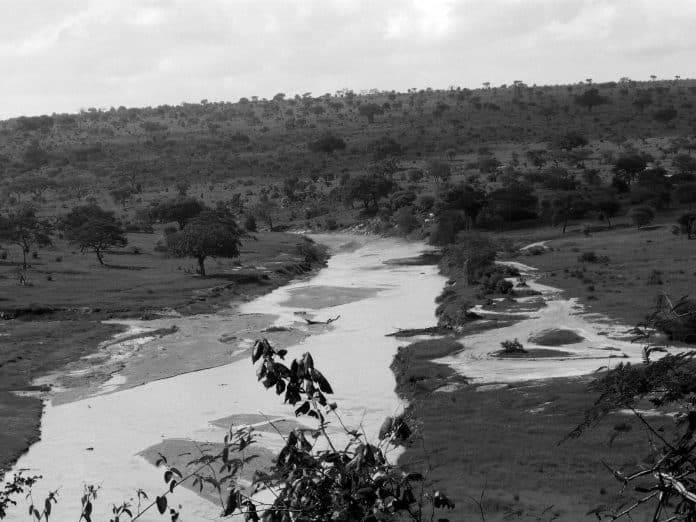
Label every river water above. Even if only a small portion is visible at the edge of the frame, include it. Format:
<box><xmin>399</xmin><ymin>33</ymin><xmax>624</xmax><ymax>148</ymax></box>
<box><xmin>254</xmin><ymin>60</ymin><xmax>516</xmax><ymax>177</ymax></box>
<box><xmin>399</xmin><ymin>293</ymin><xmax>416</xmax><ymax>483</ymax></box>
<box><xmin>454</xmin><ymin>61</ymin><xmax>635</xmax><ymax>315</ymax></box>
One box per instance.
<box><xmin>6</xmin><ymin>235</ymin><xmax>446</xmax><ymax>521</ymax></box>
<box><xmin>6</xmin><ymin>238</ymin><xmax>672</xmax><ymax>521</ymax></box>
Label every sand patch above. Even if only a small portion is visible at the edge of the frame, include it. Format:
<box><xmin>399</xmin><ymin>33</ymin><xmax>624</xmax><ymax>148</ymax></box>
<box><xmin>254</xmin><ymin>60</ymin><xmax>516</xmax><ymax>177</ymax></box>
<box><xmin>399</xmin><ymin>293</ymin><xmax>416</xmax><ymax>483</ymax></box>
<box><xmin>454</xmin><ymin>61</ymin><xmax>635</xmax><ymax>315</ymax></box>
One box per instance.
<box><xmin>280</xmin><ymin>285</ymin><xmax>381</xmax><ymax>309</ymax></box>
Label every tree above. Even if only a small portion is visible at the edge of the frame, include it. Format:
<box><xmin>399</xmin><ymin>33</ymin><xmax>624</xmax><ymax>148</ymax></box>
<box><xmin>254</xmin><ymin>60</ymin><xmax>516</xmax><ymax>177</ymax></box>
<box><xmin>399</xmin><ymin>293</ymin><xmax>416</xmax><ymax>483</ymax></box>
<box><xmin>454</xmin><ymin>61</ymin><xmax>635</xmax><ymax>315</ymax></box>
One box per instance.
<box><xmin>628</xmin><ymin>205</ymin><xmax>655</xmax><ymax>227</ymax></box>
<box><xmin>653</xmin><ymin>106</ymin><xmax>678</xmax><ymax>125</ymax></box>
<box><xmin>341</xmin><ymin>174</ymin><xmax>395</xmax><ymax>210</ymax></box>
<box><xmin>21</xmin><ymin>175</ymin><xmax>56</xmax><ymax>200</ymax></box>
<box><xmin>308</xmin><ymin>134</ymin><xmax>346</xmax><ymax>154</ymax></box>
<box><xmin>149</xmin><ymin>197</ymin><xmax>206</xmax><ymax>229</ymax></box>
<box><xmin>613</xmin><ymin>153</ymin><xmax>647</xmax><ymax>184</ymax></box>
<box><xmin>574</xmin><ymin>88</ymin><xmax>609</xmax><ymax>111</ymax></box>
<box><xmin>0</xmin><ymin>206</ymin><xmax>52</xmax><ymax>269</ymax></box>
<box><xmin>554</xmin><ymin>131</ymin><xmax>588</xmax><ymax>151</ymax></box>
<box><xmin>250</xmin><ymin>196</ymin><xmax>279</xmax><ymax>230</ymax></box>
<box><xmin>166</xmin><ymin>210</ymin><xmax>243</xmax><ymax>276</ymax></box>
<box><xmin>110</xmin><ymin>186</ymin><xmax>136</xmax><ymax>208</ymax></box>
<box><xmin>594</xmin><ymin>195</ymin><xmax>621</xmax><ymax>227</ymax></box>
<box><xmin>525</xmin><ymin>149</ymin><xmax>548</xmax><ymax>169</ymax></box>
<box><xmin>243</xmin><ymin>213</ymin><xmax>257</xmax><ymax>232</ymax></box>
<box><xmin>60</xmin><ymin>205</ymin><xmax>127</xmax><ymax>265</ymax></box>
<box><xmin>358</xmin><ymin>103</ymin><xmax>383</xmax><ymax>123</ymax></box>
<box><xmin>676</xmin><ymin>182</ymin><xmax>696</xmax><ymax>210</ymax></box>
<box><xmin>394</xmin><ymin>206</ymin><xmax>418</xmax><ymax>233</ymax></box>
<box><xmin>673</xmin><ymin>153</ymin><xmax>696</xmax><ymax>175</ymax></box>
<box><xmin>552</xmin><ymin>192</ymin><xmax>591</xmax><ymax>233</ymax></box>
<box><xmin>369</xmin><ymin>136</ymin><xmax>403</xmax><ymax>159</ymax></box>
<box><xmin>425</xmin><ymin>159</ymin><xmax>451</xmax><ymax>182</ymax></box>
<box><xmin>631</xmin><ymin>167</ymin><xmax>673</xmax><ymax>209</ymax></box>
<box><xmin>632</xmin><ymin>91</ymin><xmax>653</xmax><ymax>112</ymax></box>
<box><xmin>486</xmin><ymin>183</ymin><xmax>538</xmax><ymax>224</ymax></box>
<box><xmin>435</xmin><ymin>183</ymin><xmax>486</xmax><ymax>229</ymax></box>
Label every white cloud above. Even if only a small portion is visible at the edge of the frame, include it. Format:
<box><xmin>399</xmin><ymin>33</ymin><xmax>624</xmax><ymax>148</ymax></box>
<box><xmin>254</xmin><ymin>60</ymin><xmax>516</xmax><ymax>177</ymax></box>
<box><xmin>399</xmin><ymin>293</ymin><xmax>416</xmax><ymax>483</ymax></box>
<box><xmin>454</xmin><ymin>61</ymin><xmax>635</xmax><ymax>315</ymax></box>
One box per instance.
<box><xmin>0</xmin><ymin>0</ymin><xmax>694</xmax><ymax>117</ymax></box>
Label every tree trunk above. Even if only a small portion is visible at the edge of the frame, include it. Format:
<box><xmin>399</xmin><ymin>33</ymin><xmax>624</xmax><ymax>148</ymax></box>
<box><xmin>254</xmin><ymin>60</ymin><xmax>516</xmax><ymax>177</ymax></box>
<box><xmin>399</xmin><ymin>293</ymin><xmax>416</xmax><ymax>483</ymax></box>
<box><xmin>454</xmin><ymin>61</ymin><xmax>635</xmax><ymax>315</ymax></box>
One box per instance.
<box><xmin>95</xmin><ymin>250</ymin><xmax>105</xmax><ymax>266</ymax></box>
<box><xmin>197</xmin><ymin>256</ymin><xmax>206</xmax><ymax>277</ymax></box>
<box><xmin>22</xmin><ymin>248</ymin><xmax>28</xmax><ymax>270</ymax></box>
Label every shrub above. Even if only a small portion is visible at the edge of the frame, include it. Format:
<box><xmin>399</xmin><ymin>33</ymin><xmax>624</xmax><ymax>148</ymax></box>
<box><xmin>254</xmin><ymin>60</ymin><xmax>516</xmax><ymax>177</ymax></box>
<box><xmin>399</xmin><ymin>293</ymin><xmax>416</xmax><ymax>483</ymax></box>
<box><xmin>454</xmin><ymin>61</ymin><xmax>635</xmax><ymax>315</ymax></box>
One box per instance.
<box><xmin>629</xmin><ymin>205</ymin><xmax>656</xmax><ymax>228</ymax></box>
<box><xmin>394</xmin><ymin>206</ymin><xmax>419</xmax><ymax>234</ymax></box>
<box><xmin>579</xmin><ymin>251</ymin><xmax>598</xmax><ymax>263</ymax></box>
<box><xmin>501</xmin><ymin>338</ymin><xmax>526</xmax><ymax>353</ymax></box>
<box><xmin>244</xmin><ymin>214</ymin><xmax>257</xmax><ymax>232</ymax></box>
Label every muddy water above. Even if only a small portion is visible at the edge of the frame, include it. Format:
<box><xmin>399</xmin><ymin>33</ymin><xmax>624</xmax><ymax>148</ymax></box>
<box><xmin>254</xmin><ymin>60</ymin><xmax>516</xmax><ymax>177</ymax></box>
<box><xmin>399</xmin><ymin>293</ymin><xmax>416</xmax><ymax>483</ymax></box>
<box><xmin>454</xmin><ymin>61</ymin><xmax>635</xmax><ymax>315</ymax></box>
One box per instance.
<box><xmin>437</xmin><ymin>260</ymin><xmax>652</xmax><ymax>384</ymax></box>
<box><xmin>6</xmin><ymin>235</ymin><xmax>446</xmax><ymax>521</ymax></box>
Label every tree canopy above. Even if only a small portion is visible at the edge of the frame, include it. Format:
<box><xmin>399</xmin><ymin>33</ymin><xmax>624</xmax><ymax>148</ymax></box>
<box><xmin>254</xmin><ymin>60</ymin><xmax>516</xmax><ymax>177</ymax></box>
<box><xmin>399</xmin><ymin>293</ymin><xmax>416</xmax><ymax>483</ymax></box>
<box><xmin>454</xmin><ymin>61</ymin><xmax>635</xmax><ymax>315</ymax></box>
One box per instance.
<box><xmin>59</xmin><ymin>205</ymin><xmax>127</xmax><ymax>265</ymax></box>
<box><xmin>166</xmin><ymin>210</ymin><xmax>244</xmax><ymax>276</ymax></box>
<box><xmin>0</xmin><ymin>205</ymin><xmax>52</xmax><ymax>268</ymax></box>
<box><xmin>150</xmin><ymin>197</ymin><xmax>207</xmax><ymax>229</ymax></box>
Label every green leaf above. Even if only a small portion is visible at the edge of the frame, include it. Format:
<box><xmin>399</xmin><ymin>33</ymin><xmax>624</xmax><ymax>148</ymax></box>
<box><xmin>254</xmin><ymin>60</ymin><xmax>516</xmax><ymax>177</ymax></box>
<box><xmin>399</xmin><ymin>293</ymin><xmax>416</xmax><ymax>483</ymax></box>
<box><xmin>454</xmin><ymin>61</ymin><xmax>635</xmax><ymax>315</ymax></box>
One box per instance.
<box><xmin>169</xmin><ymin>480</ymin><xmax>177</xmax><ymax>493</ymax></box>
<box><xmin>164</xmin><ymin>470</ymin><xmax>173</xmax><ymax>483</ymax></box>
<box><xmin>295</xmin><ymin>401</ymin><xmax>310</xmax><ymax>416</ymax></box>
<box><xmin>156</xmin><ymin>496</ymin><xmax>167</xmax><ymax>515</ymax></box>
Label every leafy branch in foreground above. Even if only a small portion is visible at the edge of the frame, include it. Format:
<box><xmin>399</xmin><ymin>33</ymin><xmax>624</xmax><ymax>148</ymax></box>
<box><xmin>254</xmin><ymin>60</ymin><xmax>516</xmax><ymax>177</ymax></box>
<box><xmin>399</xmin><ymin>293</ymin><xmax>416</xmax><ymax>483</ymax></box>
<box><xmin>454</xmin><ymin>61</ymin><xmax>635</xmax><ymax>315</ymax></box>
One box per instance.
<box><xmin>2</xmin><ymin>338</ymin><xmax>454</xmax><ymax>522</ymax></box>
<box><xmin>570</xmin><ymin>317</ymin><xmax>696</xmax><ymax>521</ymax></box>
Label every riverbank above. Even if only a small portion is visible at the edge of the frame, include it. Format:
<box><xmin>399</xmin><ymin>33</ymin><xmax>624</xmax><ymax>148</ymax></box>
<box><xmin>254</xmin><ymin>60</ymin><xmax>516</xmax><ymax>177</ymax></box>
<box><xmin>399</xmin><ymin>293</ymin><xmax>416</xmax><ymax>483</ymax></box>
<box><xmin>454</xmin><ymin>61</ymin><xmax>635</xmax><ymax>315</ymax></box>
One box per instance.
<box><xmin>390</xmin><ymin>226</ymin><xmax>687</xmax><ymax>520</ymax></box>
<box><xmin>0</xmin><ymin>231</ymin><xmax>328</xmax><ymax>475</ymax></box>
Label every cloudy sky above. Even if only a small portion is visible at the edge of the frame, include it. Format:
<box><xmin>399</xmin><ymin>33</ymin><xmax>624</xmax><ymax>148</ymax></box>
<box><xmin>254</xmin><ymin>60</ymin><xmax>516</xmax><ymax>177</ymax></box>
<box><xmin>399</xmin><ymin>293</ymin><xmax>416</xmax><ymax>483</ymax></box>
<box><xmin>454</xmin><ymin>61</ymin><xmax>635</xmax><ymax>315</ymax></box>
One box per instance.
<box><xmin>1</xmin><ymin>0</ymin><xmax>694</xmax><ymax>118</ymax></box>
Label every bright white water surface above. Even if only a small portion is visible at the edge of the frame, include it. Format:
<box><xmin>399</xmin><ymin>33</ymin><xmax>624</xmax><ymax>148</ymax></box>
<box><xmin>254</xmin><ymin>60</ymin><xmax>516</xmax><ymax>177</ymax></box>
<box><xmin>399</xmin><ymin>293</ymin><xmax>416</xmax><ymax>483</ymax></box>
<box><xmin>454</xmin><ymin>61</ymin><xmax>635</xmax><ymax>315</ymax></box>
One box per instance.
<box><xmin>6</xmin><ymin>235</ymin><xmax>446</xmax><ymax>521</ymax></box>
<box><xmin>437</xmin><ymin>260</ymin><xmax>656</xmax><ymax>384</ymax></box>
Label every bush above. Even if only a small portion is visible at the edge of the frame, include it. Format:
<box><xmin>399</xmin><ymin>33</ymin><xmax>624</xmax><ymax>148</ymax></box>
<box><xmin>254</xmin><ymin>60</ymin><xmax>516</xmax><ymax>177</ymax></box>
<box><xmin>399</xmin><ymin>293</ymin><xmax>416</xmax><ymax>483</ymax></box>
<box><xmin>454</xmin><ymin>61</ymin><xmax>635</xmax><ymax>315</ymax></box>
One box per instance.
<box><xmin>163</xmin><ymin>225</ymin><xmax>178</xmax><ymax>236</ymax></box>
<box><xmin>579</xmin><ymin>251</ymin><xmax>598</xmax><ymax>263</ymax></box>
<box><xmin>394</xmin><ymin>206</ymin><xmax>419</xmax><ymax>234</ymax></box>
<box><xmin>629</xmin><ymin>205</ymin><xmax>656</xmax><ymax>228</ymax></box>
<box><xmin>482</xmin><ymin>271</ymin><xmax>513</xmax><ymax>294</ymax></box>
<box><xmin>244</xmin><ymin>214</ymin><xmax>257</xmax><ymax>232</ymax></box>
<box><xmin>415</xmin><ymin>194</ymin><xmax>435</xmax><ymax>212</ymax></box>
<box><xmin>501</xmin><ymin>338</ymin><xmax>526</xmax><ymax>353</ymax></box>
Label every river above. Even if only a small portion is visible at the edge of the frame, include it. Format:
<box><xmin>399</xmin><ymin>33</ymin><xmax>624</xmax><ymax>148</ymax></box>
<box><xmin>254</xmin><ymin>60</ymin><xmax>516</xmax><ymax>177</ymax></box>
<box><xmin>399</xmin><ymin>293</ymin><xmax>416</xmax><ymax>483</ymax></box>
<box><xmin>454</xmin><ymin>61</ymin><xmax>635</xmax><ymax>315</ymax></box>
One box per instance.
<box><xmin>5</xmin><ymin>235</ymin><xmax>446</xmax><ymax>521</ymax></box>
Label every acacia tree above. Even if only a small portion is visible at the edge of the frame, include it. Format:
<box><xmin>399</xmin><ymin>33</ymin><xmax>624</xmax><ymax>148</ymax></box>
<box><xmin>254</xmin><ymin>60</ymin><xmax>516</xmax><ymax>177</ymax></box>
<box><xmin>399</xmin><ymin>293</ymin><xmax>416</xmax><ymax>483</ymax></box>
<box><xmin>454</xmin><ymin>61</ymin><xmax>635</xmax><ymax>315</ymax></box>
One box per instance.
<box><xmin>341</xmin><ymin>174</ymin><xmax>395</xmax><ymax>211</ymax></box>
<box><xmin>150</xmin><ymin>197</ymin><xmax>206</xmax><ymax>229</ymax></box>
<box><xmin>613</xmin><ymin>154</ymin><xmax>647</xmax><ymax>185</ymax></box>
<box><xmin>166</xmin><ymin>210</ymin><xmax>243</xmax><ymax>276</ymax></box>
<box><xmin>59</xmin><ymin>205</ymin><xmax>127</xmax><ymax>265</ymax></box>
<box><xmin>574</xmin><ymin>88</ymin><xmax>609</xmax><ymax>111</ymax></box>
<box><xmin>594</xmin><ymin>195</ymin><xmax>621</xmax><ymax>227</ymax></box>
<box><xmin>552</xmin><ymin>191</ymin><xmax>591</xmax><ymax>233</ymax></box>
<box><xmin>358</xmin><ymin>103</ymin><xmax>384</xmax><ymax>124</ymax></box>
<box><xmin>629</xmin><ymin>205</ymin><xmax>656</xmax><ymax>228</ymax></box>
<box><xmin>0</xmin><ymin>206</ymin><xmax>52</xmax><ymax>269</ymax></box>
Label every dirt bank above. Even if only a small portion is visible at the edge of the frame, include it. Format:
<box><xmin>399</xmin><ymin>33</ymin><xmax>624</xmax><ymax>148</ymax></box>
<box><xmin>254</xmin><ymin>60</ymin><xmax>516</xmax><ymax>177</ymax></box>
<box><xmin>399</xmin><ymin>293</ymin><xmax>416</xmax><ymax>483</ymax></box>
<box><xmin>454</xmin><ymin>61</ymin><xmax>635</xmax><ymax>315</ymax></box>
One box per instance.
<box><xmin>0</xmin><ymin>232</ymin><xmax>329</xmax><ymax>476</ymax></box>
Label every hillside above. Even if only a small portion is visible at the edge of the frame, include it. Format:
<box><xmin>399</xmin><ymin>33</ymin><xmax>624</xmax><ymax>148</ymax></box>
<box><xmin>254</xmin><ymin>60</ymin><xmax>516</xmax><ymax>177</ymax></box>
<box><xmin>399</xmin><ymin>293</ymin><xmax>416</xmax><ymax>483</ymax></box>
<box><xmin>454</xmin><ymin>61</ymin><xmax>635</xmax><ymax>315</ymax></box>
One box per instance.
<box><xmin>1</xmin><ymin>79</ymin><xmax>695</xmax><ymax>235</ymax></box>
